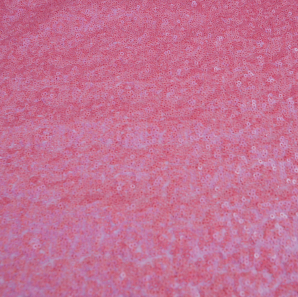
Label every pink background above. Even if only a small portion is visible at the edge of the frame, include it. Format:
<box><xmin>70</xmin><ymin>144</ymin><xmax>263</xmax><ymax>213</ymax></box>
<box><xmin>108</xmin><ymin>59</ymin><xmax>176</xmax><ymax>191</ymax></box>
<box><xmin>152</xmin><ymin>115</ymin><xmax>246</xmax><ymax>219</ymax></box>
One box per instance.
<box><xmin>1</xmin><ymin>0</ymin><xmax>298</xmax><ymax>296</ymax></box>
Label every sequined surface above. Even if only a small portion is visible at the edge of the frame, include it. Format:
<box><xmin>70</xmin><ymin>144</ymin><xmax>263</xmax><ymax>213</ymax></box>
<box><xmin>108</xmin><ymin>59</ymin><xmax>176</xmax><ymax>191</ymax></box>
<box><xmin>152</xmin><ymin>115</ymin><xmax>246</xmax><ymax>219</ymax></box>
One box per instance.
<box><xmin>1</xmin><ymin>0</ymin><xmax>298</xmax><ymax>296</ymax></box>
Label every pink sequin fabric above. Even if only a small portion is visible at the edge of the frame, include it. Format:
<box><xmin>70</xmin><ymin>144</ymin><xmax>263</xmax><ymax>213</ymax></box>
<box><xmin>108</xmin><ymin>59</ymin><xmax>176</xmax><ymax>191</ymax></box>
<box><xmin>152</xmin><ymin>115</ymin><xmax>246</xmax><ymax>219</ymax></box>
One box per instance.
<box><xmin>1</xmin><ymin>0</ymin><xmax>298</xmax><ymax>296</ymax></box>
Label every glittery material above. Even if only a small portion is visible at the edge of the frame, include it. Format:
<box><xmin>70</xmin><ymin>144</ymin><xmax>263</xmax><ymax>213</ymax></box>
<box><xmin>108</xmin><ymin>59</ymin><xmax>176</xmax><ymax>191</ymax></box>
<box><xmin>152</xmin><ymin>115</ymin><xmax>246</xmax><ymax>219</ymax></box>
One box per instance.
<box><xmin>1</xmin><ymin>0</ymin><xmax>298</xmax><ymax>296</ymax></box>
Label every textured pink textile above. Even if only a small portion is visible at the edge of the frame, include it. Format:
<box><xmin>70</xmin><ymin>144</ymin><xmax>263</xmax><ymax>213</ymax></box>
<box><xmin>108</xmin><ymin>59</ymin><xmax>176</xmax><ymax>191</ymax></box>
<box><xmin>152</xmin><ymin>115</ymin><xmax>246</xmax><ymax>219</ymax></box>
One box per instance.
<box><xmin>1</xmin><ymin>0</ymin><xmax>298</xmax><ymax>296</ymax></box>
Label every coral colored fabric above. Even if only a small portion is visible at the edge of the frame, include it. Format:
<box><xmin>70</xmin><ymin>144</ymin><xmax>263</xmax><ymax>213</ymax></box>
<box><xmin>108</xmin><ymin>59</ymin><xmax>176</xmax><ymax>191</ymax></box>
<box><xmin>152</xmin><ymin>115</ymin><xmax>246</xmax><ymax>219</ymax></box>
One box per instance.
<box><xmin>1</xmin><ymin>0</ymin><xmax>298</xmax><ymax>296</ymax></box>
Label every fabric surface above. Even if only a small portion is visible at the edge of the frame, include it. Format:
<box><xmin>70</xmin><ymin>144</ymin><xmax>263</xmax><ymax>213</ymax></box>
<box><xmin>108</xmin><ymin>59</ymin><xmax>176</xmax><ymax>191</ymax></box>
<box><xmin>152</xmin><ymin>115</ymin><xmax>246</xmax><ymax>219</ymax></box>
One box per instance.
<box><xmin>1</xmin><ymin>0</ymin><xmax>298</xmax><ymax>296</ymax></box>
